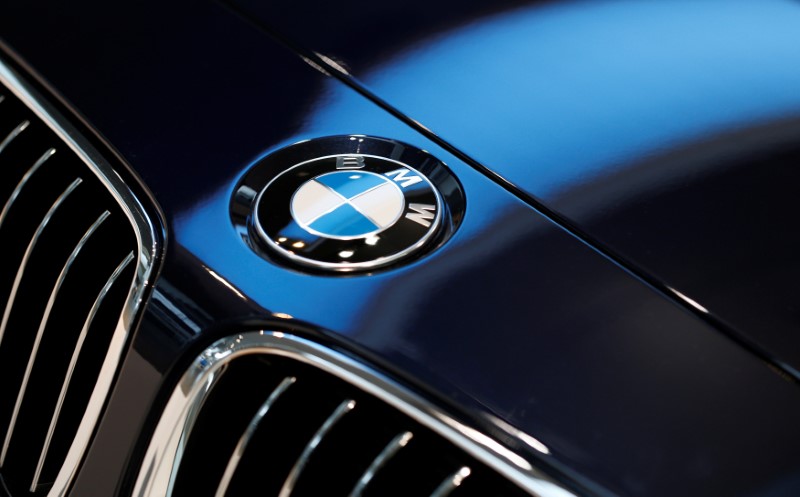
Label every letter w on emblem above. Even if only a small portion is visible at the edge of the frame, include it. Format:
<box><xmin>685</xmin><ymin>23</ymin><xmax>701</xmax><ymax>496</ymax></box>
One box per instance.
<box><xmin>385</xmin><ymin>168</ymin><xmax>423</xmax><ymax>188</ymax></box>
<box><xmin>405</xmin><ymin>204</ymin><xmax>436</xmax><ymax>227</ymax></box>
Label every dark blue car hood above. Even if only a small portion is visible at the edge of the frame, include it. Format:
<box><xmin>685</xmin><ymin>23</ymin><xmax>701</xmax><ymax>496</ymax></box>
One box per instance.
<box><xmin>231</xmin><ymin>0</ymin><xmax>800</xmax><ymax>376</ymax></box>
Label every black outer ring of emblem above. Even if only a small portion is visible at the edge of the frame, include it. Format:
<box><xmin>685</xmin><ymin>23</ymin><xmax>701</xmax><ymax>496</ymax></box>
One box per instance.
<box><xmin>231</xmin><ymin>136</ymin><xmax>465</xmax><ymax>273</ymax></box>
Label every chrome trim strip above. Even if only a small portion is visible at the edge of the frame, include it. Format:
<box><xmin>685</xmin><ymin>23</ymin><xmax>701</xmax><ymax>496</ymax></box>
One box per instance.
<box><xmin>0</xmin><ymin>177</ymin><xmax>82</xmax><ymax>351</ymax></box>
<box><xmin>164</xmin><ymin>364</ymin><xmax>230</xmax><ymax>497</ymax></box>
<box><xmin>349</xmin><ymin>431</ymin><xmax>414</xmax><ymax>497</ymax></box>
<box><xmin>137</xmin><ymin>354</ymin><xmax>229</xmax><ymax>497</ymax></box>
<box><xmin>0</xmin><ymin>207</ymin><xmax>107</xmax><ymax>466</ymax></box>
<box><xmin>133</xmin><ymin>332</ymin><xmax>576</xmax><ymax>497</ymax></box>
<box><xmin>0</xmin><ymin>148</ymin><xmax>55</xmax><ymax>228</ymax></box>
<box><xmin>31</xmin><ymin>250</ymin><xmax>134</xmax><ymax>492</ymax></box>
<box><xmin>430</xmin><ymin>466</ymin><xmax>472</xmax><ymax>497</ymax></box>
<box><xmin>0</xmin><ymin>119</ymin><xmax>29</xmax><ymax>155</ymax></box>
<box><xmin>278</xmin><ymin>399</ymin><xmax>356</xmax><ymax>497</ymax></box>
<box><xmin>214</xmin><ymin>376</ymin><xmax>297</xmax><ymax>497</ymax></box>
<box><xmin>0</xmin><ymin>56</ymin><xmax>159</xmax><ymax>497</ymax></box>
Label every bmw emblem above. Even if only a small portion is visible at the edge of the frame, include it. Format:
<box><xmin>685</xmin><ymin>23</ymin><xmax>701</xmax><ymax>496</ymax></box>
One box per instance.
<box><xmin>232</xmin><ymin>136</ymin><xmax>464</xmax><ymax>272</ymax></box>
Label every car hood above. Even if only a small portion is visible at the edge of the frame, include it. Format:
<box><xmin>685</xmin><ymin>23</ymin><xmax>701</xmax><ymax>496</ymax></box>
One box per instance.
<box><xmin>3</xmin><ymin>1</ymin><xmax>800</xmax><ymax>496</ymax></box>
<box><xmin>231</xmin><ymin>0</ymin><xmax>800</xmax><ymax>376</ymax></box>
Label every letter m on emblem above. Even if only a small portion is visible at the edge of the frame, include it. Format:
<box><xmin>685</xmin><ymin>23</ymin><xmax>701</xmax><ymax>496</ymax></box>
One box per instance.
<box><xmin>405</xmin><ymin>204</ymin><xmax>436</xmax><ymax>227</ymax></box>
<box><xmin>385</xmin><ymin>168</ymin><xmax>423</xmax><ymax>188</ymax></box>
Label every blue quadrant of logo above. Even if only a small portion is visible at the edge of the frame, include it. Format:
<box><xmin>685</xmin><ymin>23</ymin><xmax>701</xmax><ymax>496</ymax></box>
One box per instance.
<box><xmin>315</xmin><ymin>172</ymin><xmax>387</xmax><ymax>199</ymax></box>
<box><xmin>308</xmin><ymin>203</ymin><xmax>379</xmax><ymax>237</ymax></box>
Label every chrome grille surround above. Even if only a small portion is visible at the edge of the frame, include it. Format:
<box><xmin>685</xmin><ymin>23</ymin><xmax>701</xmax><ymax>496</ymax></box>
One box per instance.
<box><xmin>0</xmin><ymin>57</ymin><xmax>158</xmax><ymax>496</ymax></box>
<box><xmin>133</xmin><ymin>331</ymin><xmax>576</xmax><ymax>497</ymax></box>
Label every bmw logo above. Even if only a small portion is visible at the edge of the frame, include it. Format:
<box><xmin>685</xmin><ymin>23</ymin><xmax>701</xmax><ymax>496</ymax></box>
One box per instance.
<box><xmin>232</xmin><ymin>136</ymin><xmax>464</xmax><ymax>272</ymax></box>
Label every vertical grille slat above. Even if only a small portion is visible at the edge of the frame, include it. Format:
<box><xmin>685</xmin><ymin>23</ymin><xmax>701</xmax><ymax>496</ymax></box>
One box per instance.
<box><xmin>214</xmin><ymin>376</ymin><xmax>297</xmax><ymax>497</ymax></box>
<box><xmin>349</xmin><ymin>431</ymin><xmax>414</xmax><ymax>497</ymax></box>
<box><xmin>0</xmin><ymin>120</ymin><xmax>29</xmax><ymax>155</ymax></box>
<box><xmin>278</xmin><ymin>399</ymin><xmax>357</xmax><ymax>497</ymax></box>
<box><xmin>0</xmin><ymin>206</ymin><xmax>106</xmax><ymax>467</ymax></box>
<box><xmin>32</xmin><ymin>250</ymin><xmax>134</xmax><ymax>491</ymax></box>
<box><xmin>0</xmin><ymin>177</ymin><xmax>82</xmax><ymax>352</ymax></box>
<box><xmin>0</xmin><ymin>148</ymin><xmax>56</xmax><ymax>226</ymax></box>
<box><xmin>0</xmin><ymin>59</ymin><xmax>156</xmax><ymax>496</ymax></box>
<box><xmin>429</xmin><ymin>467</ymin><xmax>472</xmax><ymax>497</ymax></box>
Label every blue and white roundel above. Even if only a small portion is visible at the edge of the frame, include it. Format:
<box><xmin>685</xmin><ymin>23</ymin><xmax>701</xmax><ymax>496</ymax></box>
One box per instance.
<box><xmin>290</xmin><ymin>171</ymin><xmax>405</xmax><ymax>239</ymax></box>
<box><xmin>248</xmin><ymin>145</ymin><xmax>452</xmax><ymax>272</ymax></box>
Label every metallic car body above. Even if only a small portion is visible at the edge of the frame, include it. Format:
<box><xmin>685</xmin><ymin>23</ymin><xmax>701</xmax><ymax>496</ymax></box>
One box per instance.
<box><xmin>1</xmin><ymin>0</ymin><xmax>800</xmax><ymax>496</ymax></box>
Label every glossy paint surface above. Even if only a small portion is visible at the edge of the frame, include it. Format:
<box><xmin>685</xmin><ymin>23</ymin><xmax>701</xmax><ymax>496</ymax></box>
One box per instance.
<box><xmin>3</xmin><ymin>1</ymin><xmax>800</xmax><ymax>497</ymax></box>
<box><xmin>232</xmin><ymin>0</ymin><xmax>800</xmax><ymax>376</ymax></box>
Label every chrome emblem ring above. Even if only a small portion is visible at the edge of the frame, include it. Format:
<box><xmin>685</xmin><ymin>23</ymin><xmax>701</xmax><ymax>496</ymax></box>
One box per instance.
<box><xmin>233</xmin><ymin>136</ymin><xmax>463</xmax><ymax>273</ymax></box>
